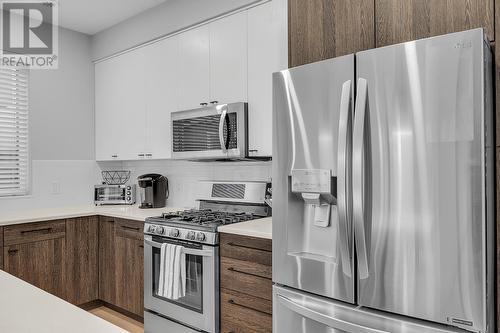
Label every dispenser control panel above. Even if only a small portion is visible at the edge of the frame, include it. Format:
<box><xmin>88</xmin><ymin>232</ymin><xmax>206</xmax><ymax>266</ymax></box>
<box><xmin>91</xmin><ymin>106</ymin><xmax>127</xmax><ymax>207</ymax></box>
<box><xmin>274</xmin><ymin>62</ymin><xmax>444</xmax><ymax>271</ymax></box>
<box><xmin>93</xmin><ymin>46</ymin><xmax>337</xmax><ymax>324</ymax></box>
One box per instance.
<box><xmin>291</xmin><ymin>169</ymin><xmax>331</xmax><ymax>193</ymax></box>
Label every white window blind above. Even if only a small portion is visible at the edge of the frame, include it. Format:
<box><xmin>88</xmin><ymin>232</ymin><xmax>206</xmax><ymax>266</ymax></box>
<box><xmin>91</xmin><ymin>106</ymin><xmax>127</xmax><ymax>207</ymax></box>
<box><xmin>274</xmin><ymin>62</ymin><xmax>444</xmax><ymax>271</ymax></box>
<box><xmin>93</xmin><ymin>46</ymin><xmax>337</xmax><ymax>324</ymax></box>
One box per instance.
<box><xmin>0</xmin><ymin>67</ymin><xmax>29</xmax><ymax>196</ymax></box>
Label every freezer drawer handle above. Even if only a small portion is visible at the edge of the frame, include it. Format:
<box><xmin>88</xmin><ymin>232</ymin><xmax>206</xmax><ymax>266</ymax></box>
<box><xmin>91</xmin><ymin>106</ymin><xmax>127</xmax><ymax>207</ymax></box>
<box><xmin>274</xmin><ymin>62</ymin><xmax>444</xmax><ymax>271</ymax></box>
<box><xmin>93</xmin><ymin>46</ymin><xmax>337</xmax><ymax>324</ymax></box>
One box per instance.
<box><xmin>337</xmin><ymin>79</ymin><xmax>353</xmax><ymax>277</ymax></box>
<box><xmin>276</xmin><ymin>294</ymin><xmax>388</xmax><ymax>333</ymax></box>
<box><xmin>353</xmin><ymin>77</ymin><xmax>370</xmax><ymax>279</ymax></box>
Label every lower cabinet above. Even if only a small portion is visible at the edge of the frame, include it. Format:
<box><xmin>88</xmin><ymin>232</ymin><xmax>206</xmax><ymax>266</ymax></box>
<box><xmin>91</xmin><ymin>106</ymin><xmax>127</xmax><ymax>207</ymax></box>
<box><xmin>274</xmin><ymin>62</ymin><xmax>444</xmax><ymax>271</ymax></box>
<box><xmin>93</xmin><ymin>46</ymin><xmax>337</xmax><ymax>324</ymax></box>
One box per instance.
<box><xmin>99</xmin><ymin>217</ymin><xmax>145</xmax><ymax>317</ymax></box>
<box><xmin>3</xmin><ymin>220</ymin><xmax>66</xmax><ymax>299</ymax></box>
<box><xmin>99</xmin><ymin>216</ymin><xmax>117</xmax><ymax>305</ymax></box>
<box><xmin>220</xmin><ymin>233</ymin><xmax>272</xmax><ymax>333</ymax></box>
<box><xmin>115</xmin><ymin>234</ymin><xmax>144</xmax><ymax>316</ymax></box>
<box><xmin>65</xmin><ymin>216</ymin><xmax>99</xmax><ymax>305</ymax></box>
<box><xmin>1</xmin><ymin>216</ymin><xmax>145</xmax><ymax>317</ymax></box>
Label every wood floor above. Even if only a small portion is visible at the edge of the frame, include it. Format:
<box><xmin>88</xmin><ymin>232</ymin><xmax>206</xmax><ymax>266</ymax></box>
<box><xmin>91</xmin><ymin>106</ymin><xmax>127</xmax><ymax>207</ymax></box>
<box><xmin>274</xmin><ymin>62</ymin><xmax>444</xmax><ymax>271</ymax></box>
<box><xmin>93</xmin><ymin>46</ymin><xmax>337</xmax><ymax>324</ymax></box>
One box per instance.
<box><xmin>89</xmin><ymin>306</ymin><xmax>144</xmax><ymax>333</ymax></box>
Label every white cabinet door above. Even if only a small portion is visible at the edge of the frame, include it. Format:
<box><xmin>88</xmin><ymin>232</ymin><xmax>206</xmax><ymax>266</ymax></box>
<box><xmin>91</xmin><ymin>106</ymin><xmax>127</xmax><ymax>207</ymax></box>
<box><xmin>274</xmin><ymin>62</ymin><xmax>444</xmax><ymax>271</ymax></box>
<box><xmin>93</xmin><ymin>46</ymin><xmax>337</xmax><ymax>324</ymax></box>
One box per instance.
<box><xmin>95</xmin><ymin>48</ymin><xmax>146</xmax><ymax>161</ymax></box>
<box><xmin>144</xmin><ymin>37</ymin><xmax>179</xmax><ymax>160</ymax></box>
<box><xmin>247</xmin><ymin>2</ymin><xmax>286</xmax><ymax>157</ymax></box>
<box><xmin>178</xmin><ymin>25</ymin><xmax>210</xmax><ymax>110</ymax></box>
<box><xmin>209</xmin><ymin>11</ymin><xmax>247</xmax><ymax>105</ymax></box>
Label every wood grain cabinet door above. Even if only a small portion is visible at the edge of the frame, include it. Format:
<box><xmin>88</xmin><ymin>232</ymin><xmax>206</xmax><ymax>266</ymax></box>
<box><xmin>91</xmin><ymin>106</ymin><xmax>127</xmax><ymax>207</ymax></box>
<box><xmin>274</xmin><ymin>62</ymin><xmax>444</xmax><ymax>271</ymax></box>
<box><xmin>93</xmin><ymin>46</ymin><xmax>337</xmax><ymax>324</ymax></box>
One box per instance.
<box><xmin>3</xmin><ymin>237</ymin><xmax>66</xmax><ymax>299</ymax></box>
<box><xmin>375</xmin><ymin>0</ymin><xmax>494</xmax><ymax>47</ymax></box>
<box><xmin>115</xmin><ymin>235</ymin><xmax>144</xmax><ymax>317</ymax></box>
<box><xmin>65</xmin><ymin>216</ymin><xmax>99</xmax><ymax>305</ymax></box>
<box><xmin>288</xmin><ymin>0</ymin><xmax>375</xmax><ymax>67</ymax></box>
<box><xmin>99</xmin><ymin>216</ymin><xmax>116</xmax><ymax>304</ymax></box>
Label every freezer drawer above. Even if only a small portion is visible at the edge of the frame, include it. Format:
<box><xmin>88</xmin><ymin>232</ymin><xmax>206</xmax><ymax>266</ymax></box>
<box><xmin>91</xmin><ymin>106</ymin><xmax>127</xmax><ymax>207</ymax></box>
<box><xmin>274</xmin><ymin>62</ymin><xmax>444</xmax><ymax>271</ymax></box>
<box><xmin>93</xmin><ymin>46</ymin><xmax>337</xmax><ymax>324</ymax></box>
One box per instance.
<box><xmin>273</xmin><ymin>285</ymin><xmax>468</xmax><ymax>333</ymax></box>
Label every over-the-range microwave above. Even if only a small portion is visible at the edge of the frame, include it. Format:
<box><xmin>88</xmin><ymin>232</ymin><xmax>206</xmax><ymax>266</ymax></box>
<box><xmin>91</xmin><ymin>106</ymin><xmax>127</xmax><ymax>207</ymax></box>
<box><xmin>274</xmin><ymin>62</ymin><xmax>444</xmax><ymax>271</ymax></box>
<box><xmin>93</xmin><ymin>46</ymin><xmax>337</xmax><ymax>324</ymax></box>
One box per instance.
<box><xmin>171</xmin><ymin>102</ymin><xmax>249</xmax><ymax>160</ymax></box>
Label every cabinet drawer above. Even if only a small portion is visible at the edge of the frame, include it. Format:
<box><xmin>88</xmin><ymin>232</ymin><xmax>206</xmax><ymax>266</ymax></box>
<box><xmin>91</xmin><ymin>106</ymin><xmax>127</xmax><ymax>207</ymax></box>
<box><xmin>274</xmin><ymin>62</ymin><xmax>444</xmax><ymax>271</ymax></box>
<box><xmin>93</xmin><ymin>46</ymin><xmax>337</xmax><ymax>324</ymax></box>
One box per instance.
<box><xmin>220</xmin><ymin>233</ymin><xmax>271</xmax><ymax>266</ymax></box>
<box><xmin>221</xmin><ymin>257</ymin><xmax>272</xmax><ymax>300</ymax></box>
<box><xmin>115</xmin><ymin>218</ymin><xmax>144</xmax><ymax>240</ymax></box>
<box><xmin>221</xmin><ymin>289</ymin><xmax>272</xmax><ymax>333</ymax></box>
<box><xmin>4</xmin><ymin>220</ymin><xmax>66</xmax><ymax>246</ymax></box>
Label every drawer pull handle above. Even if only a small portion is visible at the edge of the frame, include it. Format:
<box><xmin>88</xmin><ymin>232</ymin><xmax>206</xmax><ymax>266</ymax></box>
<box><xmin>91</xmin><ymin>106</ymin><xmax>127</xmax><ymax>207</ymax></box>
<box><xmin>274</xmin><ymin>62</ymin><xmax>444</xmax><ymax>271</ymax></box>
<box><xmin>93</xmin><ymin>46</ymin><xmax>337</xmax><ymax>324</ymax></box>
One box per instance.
<box><xmin>227</xmin><ymin>299</ymin><xmax>270</xmax><ymax>315</ymax></box>
<box><xmin>21</xmin><ymin>227</ymin><xmax>53</xmax><ymax>235</ymax></box>
<box><xmin>227</xmin><ymin>267</ymin><xmax>269</xmax><ymax>279</ymax></box>
<box><xmin>227</xmin><ymin>242</ymin><xmax>271</xmax><ymax>253</ymax></box>
<box><xmin>121</xmin><ymin>225</ymin><xmax>141</xmax><ymax>231</ymax></box>
<box><xmin>139</xmin><ymin>245</ymin><xmax>144</xmax><ymax>249</ymax></box>
<box><xmin>7</xmin><ymin>249</ymin><xmax>18</xmax><ymax>255</ymax></box>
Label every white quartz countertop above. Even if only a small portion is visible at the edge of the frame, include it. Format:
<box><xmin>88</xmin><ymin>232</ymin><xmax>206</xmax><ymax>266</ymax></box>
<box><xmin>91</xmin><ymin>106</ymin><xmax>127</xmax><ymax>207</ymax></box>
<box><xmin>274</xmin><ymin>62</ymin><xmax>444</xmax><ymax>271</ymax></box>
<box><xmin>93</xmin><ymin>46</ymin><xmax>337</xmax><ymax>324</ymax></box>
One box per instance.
<box><xmin>0</xmin><ymin>270</ymin><xmax>127</xmax><ymax>333</ymax></box>
<box><xmin>218</xmin><ymin>217</ymin><xmax>272</xmax><ymax>239</ymax></box>
<box><xmin>0</xmin><ymin>205</ymin><xmax>183</xmax><ymax>226</ymax></box>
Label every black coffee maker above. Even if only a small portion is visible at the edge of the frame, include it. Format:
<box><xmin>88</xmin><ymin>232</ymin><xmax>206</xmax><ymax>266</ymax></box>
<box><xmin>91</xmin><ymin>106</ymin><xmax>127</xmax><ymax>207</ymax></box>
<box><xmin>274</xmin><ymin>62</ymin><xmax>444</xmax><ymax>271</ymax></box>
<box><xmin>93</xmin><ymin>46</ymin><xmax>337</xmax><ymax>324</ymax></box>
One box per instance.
<box><xmin>137</xmin><ymin>174</ymin><xmax>168</xmax><ymax>209</ymax></box>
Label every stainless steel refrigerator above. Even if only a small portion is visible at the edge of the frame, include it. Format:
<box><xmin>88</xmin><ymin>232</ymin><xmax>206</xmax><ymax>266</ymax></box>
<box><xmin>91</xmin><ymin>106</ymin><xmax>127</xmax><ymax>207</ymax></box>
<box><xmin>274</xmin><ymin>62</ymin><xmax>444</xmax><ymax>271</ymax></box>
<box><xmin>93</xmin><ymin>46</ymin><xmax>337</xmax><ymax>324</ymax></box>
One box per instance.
<box><xmin>272</xmin><ymin>28</ymin><xmax>495</xmax><ymax>333</ymax></box>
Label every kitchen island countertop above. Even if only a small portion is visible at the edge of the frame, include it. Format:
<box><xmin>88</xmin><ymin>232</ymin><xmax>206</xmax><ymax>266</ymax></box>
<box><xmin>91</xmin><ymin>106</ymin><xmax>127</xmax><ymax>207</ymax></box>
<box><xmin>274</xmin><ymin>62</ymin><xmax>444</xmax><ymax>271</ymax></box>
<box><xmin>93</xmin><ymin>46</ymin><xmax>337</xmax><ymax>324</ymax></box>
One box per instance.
<box><xmin>0</xmin><ymin>270</ymin><xmax>127</xmax><ymax>333</ymax></box>
<box><xmin>218</xmin><ymin>216</ymin><xmax>272</xmax><ymax>239</ymax></box>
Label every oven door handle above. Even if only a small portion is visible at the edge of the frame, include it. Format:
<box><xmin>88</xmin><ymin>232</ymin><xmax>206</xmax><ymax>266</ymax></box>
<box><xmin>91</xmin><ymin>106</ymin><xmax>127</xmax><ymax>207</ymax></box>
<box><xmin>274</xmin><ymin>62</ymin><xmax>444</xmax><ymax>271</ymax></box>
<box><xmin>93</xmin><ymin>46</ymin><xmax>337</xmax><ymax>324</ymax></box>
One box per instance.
<box><xmin>144</xmin><ymin>239</ymin><xmax>214</xmax><ymax>257</ymax></box>
<box><xmin>218</xmin><ymin>104</ymin><xmax>229</xmax><ymax>154</ymax></box>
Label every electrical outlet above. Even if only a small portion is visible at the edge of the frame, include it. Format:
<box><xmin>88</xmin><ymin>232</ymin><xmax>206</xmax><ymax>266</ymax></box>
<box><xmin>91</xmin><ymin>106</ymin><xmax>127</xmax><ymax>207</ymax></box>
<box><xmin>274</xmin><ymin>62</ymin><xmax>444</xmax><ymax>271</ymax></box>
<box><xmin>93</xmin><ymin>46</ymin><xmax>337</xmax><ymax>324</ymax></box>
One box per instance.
<box><xmin>51</xmin><ymin>181</ymin><xmax>61</xmax><ymax>195</ymax></box>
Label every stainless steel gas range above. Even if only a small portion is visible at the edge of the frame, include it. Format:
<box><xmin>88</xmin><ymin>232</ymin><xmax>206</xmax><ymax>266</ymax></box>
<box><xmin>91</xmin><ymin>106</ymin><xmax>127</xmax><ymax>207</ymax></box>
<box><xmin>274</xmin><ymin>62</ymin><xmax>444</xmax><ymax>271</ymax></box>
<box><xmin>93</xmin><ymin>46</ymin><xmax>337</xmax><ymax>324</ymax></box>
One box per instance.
<box><xmin>143</xmin><ymin>181</ymin><xmax>270</xmax><ymax>333</ymax></box>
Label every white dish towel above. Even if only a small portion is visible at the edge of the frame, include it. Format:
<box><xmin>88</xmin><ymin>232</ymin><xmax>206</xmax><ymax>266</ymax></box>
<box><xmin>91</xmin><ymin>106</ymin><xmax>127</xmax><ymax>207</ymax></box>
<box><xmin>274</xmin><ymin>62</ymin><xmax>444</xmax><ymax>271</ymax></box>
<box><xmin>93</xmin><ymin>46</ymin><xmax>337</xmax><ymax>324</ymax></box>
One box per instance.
<box><xmin>157</xmin><ymin>243</ymin><xmax>186</xmax><ymax>300</ymax></box>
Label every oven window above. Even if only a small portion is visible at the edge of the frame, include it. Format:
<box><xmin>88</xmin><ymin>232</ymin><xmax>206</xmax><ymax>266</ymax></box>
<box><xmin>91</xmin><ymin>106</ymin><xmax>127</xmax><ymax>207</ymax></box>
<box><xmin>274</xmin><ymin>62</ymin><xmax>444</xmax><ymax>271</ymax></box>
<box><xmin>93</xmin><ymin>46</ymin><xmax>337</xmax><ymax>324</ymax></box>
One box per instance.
<box><xmin>152</xmin><ymin>246</ymin><xmax>204</xmax><ymax>313</ymax></box>
<box><xmin>95</xmin><ymin>187</ymin><xmax>124</xmax><ymax>200</ymax></box>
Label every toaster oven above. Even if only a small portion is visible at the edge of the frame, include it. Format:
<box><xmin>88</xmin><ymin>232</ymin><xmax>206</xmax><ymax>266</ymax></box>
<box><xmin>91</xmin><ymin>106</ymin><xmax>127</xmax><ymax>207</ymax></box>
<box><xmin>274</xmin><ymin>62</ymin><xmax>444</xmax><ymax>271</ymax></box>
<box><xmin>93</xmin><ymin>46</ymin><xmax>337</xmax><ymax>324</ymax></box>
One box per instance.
<box><xmin>94</xmin><ymin>184</ymin><xmax>136</xmax><ymax>205</ymax></box>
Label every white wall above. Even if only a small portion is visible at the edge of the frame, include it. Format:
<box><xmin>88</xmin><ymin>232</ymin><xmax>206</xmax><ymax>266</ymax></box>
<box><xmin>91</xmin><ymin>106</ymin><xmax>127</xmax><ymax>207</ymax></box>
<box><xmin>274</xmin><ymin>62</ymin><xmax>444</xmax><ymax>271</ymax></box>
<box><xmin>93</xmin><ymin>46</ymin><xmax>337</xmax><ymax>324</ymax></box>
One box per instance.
<box><xmin>0</xmin><ymin>28</ymin><xmax>97</xmax><ymax>214</ymax></box>
<box><xmin>98</xmin><ymin>160</ymin><xmax>272</xmax><ymax>208</ymax></box>
<box><xmin>91</xmin><ymin>0</ymin><xmax>264</xmax><ymax>60</ymax></box>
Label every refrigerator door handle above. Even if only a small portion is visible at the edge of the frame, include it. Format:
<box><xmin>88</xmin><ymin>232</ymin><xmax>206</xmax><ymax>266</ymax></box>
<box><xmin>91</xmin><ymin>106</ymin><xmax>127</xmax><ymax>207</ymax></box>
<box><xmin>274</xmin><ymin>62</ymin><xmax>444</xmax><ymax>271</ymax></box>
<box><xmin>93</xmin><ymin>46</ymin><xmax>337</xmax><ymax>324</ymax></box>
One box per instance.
<box><xmin>275</xmin><ymin>294</ymin><xmax>389</xmax><ymax>333</ymax></box>
<box><xmin>337</xmin><ymin>79</ymin><xmax>353</xmax><ymax>277</ymax></box>
<box><xmin>353</xmin><ymin>78</ymin><xmax>370</xmax><ymax>279</ymax></box>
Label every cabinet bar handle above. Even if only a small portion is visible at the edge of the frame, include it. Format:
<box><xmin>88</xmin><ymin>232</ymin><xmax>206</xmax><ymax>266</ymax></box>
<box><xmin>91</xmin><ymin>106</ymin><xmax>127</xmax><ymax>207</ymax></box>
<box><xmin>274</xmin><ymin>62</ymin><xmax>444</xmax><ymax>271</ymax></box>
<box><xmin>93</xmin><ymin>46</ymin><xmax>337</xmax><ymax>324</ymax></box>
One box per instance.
<box><xmin>21</xmin><ymin>227</ymin><xmax>53</xmax><ymax>235</ymax></box>
<box><xmin>227</xmin><ymin>299</ymin><xmax>269</xmax><ymax>315</ymax></box>
<box><xmin>121</xmin><ymin>225</ymin><xmax>141</xmax><ymax>231</ymax></box>
<box><xmin>227</xmin><ymin>242</ymin><xmax>271</xmax><ymax>252</ymax></box>
<box><xmin>7</xmin><ymin>249</ymin><xmax>18</xmax><ymax>255</ymax></box>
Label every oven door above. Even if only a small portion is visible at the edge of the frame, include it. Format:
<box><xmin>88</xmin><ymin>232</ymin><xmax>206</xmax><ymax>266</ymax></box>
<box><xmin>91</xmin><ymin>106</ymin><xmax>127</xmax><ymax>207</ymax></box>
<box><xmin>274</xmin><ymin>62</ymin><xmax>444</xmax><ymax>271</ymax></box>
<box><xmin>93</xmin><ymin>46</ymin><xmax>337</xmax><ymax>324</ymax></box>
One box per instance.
<box><xmin>144</xmin><ymin>235</ymin><xmax>219</xmax><ymax>333</ymax></box>
<box><xmin>171</xmin><ymin>102</ymin><xmax>247</xmax><ymax>160</ymax></box>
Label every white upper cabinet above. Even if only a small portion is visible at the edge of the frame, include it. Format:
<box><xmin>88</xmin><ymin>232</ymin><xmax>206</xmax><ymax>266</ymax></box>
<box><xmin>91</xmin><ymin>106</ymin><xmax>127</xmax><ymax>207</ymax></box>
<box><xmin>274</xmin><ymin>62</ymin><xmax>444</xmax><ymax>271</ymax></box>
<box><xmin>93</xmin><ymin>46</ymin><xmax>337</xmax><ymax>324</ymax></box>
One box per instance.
<box><xmin>95</xmin><ymin>48</ymin><xmax>146</xmax><ymax>161</ymax></box>
<box><xmin>178</xmin><ymin>25</ymin><xmax>210</xmax><ymax>110</ymax></box>
<box><xmin>144</xmin><ymin>36</ymin><xmax>179</xmax><ymax>160</ymax></box>
<box><xmin>247</xmin><ymin>2</ymin><xmax>286</xmax><ymax>157</ymax></box>
<box><xmin>209</xmin><ymin>11</ymin><xmax>248</xmax><ymax>105</ymax></box>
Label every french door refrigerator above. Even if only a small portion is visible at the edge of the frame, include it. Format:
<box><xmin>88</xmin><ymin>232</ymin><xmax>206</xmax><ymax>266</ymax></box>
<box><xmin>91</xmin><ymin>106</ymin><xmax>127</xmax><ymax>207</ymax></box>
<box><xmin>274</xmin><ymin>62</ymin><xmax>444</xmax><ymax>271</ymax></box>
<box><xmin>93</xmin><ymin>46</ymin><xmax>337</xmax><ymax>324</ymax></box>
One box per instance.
<box><xmin>272</xmin><ymin>28</ymin><xmax>495</xmax><ymax>333</ymax></box>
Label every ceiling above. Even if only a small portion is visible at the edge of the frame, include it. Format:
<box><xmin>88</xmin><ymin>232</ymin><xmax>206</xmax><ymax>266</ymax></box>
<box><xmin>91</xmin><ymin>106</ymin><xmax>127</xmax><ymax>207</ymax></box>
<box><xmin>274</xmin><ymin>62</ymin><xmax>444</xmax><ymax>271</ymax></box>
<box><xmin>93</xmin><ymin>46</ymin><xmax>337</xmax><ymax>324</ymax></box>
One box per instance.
<box><xmin>57</xmin><ymin>0</ymin><xmax>168</xmax><ymax>35</ymax></box>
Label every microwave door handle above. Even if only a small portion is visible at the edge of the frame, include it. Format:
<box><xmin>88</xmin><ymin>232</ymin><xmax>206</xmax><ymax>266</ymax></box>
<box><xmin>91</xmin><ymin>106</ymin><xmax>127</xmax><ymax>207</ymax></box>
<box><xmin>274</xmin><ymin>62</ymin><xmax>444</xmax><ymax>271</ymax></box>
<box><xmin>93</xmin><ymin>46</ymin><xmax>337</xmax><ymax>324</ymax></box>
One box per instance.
<box><xmin>218</xmin><ymin>106</ymin><xmax>228</xmax><ymax>153</ymax></box>
<box><xmin>337</xmin><ymin>79</ymin><xmax>353</xmax><ymax>277</ymax></box>
<box><xmin>353</xmin><ymin>78</ymin><xmax>369</xmax><ymax>279</ymax></box>
<box><xmin>144</xmin><ymin>239</ymin><xmax>214</xmax><ymax>257</ymax></box>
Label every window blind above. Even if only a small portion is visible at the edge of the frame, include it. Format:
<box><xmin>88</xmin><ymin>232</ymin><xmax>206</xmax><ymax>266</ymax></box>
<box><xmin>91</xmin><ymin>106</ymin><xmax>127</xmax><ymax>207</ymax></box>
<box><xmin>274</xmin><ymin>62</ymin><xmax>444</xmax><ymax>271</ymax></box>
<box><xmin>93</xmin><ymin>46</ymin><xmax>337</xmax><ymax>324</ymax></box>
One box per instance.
<box><xmin>0</xmin><ymin>67</ymin><xmax>29</xmax><ymax>196</ymax></box>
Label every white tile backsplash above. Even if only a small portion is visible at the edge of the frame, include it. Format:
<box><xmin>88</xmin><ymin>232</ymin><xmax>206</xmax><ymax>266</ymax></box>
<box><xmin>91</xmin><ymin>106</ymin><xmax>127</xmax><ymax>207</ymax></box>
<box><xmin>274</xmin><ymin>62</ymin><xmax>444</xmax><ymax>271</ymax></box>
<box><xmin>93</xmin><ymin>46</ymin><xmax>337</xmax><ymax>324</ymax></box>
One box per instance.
<box><xmin>98</xmin><ymin>159</ymin><xmax>272</xmax><ymax>208</ymax></box>
<box><xmin>0</xmin><ymin>160</ymin><xmax>100</xmax><ymax>214</ymax></box>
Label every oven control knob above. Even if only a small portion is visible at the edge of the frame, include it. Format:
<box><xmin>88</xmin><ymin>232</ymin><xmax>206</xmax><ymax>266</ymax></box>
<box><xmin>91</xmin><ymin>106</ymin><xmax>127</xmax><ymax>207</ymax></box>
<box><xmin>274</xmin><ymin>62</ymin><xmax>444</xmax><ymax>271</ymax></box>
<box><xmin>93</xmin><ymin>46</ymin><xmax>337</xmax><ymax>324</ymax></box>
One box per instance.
<box><xmin>187</xmin><ymin>231</ymin><xmax>196</xmax><ymax>240</ymax></box>
<box><xmin>126</xmin><ymin>186</ymin><xmax>131</xmax><ymax>190</ymax></box>
<box><xmin>157</xmin><ymin>226</ymin><xmax>165</xmax><ymax>235</ymax></box>
<box><xmin>196</xmin><ymin>232</ymin><xmax>206</xmax><ymax>241</ymax></box>
<box><xmin>170</xmin><ymin>229</ymin><xmax>180</xmax><ymax>237</ymax></box>
<box><xmin>148</xmin><ymin>225</ymin><xmax>156</xmax><ymax>233</ymax></box>
<box><xmin>126</xmin><ymin>191</ymin><xmax>131</xmax><ymax>195</ymax></box>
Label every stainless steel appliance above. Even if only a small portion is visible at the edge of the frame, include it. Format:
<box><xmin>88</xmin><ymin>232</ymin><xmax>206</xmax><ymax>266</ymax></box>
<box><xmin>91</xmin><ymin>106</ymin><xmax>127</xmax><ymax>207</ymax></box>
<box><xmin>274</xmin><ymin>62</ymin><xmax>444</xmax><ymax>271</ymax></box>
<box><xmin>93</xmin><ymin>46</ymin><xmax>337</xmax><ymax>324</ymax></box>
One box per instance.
<box><xmin>171</xmin><ymin>102</ymin><xmax>248</xmax><ymax>160</ymax></box>
<box><xmin>144</xmin><ymin>181</ymin><xmax>270</xmax><ymax>333</ymax></box>
<box><xmin>94</xmin><ymin>184</ymin><xmax>136</xmax><ymax>205</ymax></box>
<box><xmin>273</xmin><ymin>29</ymin><xmax>495</xmax><ymax>333</ymax></box>
<box><xmin>138</xmin><ymin>174</ymin><xmax>169</xmax><ymax>209</ymax></box>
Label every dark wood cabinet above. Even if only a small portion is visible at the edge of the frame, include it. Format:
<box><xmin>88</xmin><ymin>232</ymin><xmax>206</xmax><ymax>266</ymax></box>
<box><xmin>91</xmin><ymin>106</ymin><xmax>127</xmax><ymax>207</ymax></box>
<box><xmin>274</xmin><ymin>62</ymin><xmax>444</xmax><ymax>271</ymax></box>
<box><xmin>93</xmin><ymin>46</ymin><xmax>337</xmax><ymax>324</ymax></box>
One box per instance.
<box><xmin>98</xmin><ymin>216</ymin><xmax>116</xmax><ymax>305</ymax></box>
<box><xmin>3</xmin><ymin>220</ymin><xmax>66</xmax><ymax>299</ymax></box>
<box><xmin>115</xmin><ymin>233</ymin><xmax>144</xmax><ymax>317</ymax></box>
<box><xmin>0</xmin><ymin>226</ymin><xmax>3</xmax><ymax>270</ymax></box>
<box><xmin>65</xmin><ymin>216</ymin><xmax>99</xmax><ymax>305</ymax></box>
<box><xmin>99</xmin><ymin>217</ymin><xmax>144</xmax><ymax>317</ymax></box>
<box><xmin>375</xmin><ymin>0</ymin><xmax>494</xmax><ymax>47</ymax></box>
<box><xmin>220</xmin><ymin>233</ymin><xmax>272</xmax><ymax>333</ymax></box>
<box><xmin>288</xmin><ymin>0</ymin><xmax>375</xmax><ymax>67</ymax></box>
